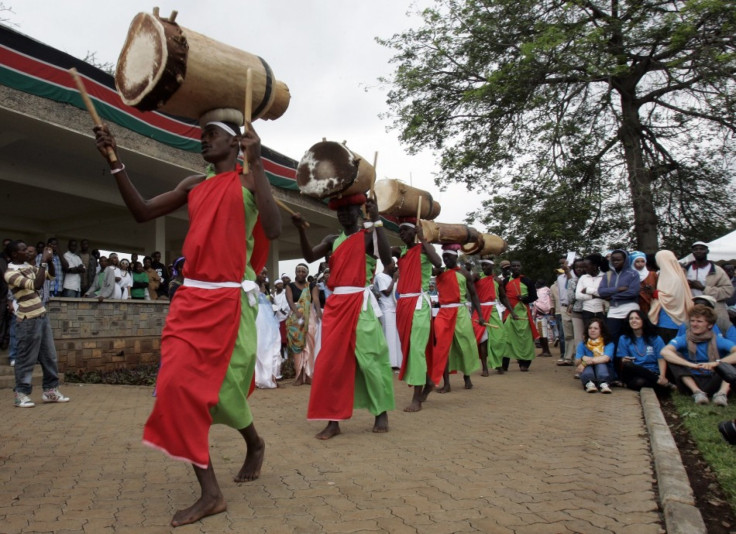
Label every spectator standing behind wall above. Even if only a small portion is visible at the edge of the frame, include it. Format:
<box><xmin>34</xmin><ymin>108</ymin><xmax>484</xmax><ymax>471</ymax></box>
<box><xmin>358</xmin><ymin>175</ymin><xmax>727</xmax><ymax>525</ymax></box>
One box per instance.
<box><xmin>78</xmin><ymin>239</ymin><xmax>97</xmax><ymax>295</ymax></box>
<box><xmin>61</xmin><ymin>240</ymin><xmax>85</xmax><ymax>298</ymax></box>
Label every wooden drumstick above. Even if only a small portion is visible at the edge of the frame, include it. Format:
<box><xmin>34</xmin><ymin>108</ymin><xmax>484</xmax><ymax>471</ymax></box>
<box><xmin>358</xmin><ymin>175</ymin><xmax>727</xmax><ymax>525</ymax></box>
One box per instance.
<box><xmin>243</xmin><ymin>67</ymin><xmax>253</xmax><ymax>173</ymax></box>
<box><xmin>69</xmin><ymin>68</ymin><xmax>117</xmax><ymax>163</ymax></box>
<box><xmin>275</xmin><ymin>198</ymin><xmax>310</xmax><ymax>228</ymax></box>
<box><xmin>370</xmin><ymin>151</ymin><xmax>378</xmax><ymax>200</ymax></box>
<box><xmin>415</xmin><ymin>196</ymin><xmax>423</xmax><ymax>243</ymax></box>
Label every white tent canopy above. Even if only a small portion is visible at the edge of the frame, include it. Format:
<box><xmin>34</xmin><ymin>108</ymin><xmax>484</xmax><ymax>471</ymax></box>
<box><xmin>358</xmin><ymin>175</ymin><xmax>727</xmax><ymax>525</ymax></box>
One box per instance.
<box><xmin>680</xmin><ymin>229</ymin><xmax>736</xmax><ymax>263</ymax></box>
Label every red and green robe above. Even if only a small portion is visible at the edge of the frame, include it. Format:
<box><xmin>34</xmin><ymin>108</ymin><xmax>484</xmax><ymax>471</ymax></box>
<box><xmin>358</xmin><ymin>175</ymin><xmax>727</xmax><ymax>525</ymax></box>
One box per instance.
<box><xmin>307</xmin><ymin>230</ymin><xmax>395</xmax><ymax>420</ymax></box>
<box><xmin>472</xmin><ymin>275</ymin><xmax>507</xmax><ymax>369</ymax></box>
<box><xmin>143</xmin><ymin>166</ymin><xmax>268</xmax><ymax>468</ymax></box>
<box><xmin>431</xmin><ymin>268</ymin><xmax>480</xmax><ymax>385</ymax></box>
<box><xmin>504</xmin><ymin>275</ymin><xmax>539</xmax><ymax>361</ymax></box>
<box><xmin>396</xmin><ymin>245</ymin><xmax>433</xmax><ymax>386</ymax></box>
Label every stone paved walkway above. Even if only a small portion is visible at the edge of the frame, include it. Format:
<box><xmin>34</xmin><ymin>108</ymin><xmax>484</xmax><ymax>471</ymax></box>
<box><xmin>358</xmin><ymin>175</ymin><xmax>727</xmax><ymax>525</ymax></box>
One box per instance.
<box><xmin>0</xmin><ymin>357</ymin><xmax>664</xmax><ymax>533</ymax></box>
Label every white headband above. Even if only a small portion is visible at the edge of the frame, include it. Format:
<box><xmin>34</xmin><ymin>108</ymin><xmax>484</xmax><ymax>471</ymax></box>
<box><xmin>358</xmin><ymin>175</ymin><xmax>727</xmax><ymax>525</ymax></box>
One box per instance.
<box><xmin>399</xmin><ymin>222</ymin><xmax>416</xmax><ymax>228</ymax></box>
<box><xmin>443</xmin><ymin>250</ymin><xmax>459</xmax><ymax>256</ymax></box>
<box><xmin>206</xmin><ymin>121</ymin><xmax>239</xmax><ymax>137</ymax></box>
<box><xmin>479</xmin><ymin>259</ymin><xmax>494</xmax><ymax>265</ymax></box>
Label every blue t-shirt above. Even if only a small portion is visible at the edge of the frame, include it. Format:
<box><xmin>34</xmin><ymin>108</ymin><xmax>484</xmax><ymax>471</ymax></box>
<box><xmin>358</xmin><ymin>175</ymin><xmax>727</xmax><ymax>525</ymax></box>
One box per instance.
<box><xmin>658</xmin><ymin>309</ymin><xmax>679</xmax><ymax>330</ymax></box>
<box><xmin>725</xmin><ymin>325</ymin><xmax>736</xmax><ymax>344</ymax></box>
<box><xmin>616</xmin><ymin>335</ymin><xmax>665</xmax><ymax>374</ymax></box>
<box><xmin>668</xmin><ymin>334</ymin><xmax>735</xmax><ymax>375</ymax></box>
<box><xmin>575</xmin><ymin>341</ymin><xmax>615</xmax><ymax>360</ymax></box>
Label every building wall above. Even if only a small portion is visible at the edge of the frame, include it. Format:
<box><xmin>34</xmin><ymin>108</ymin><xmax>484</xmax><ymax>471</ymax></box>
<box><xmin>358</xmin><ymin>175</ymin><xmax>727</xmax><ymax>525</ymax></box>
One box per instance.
<box><xmin>48</xmin><ymin>298</ymin><xmax>168</xmax><ymax>372</ymax></box>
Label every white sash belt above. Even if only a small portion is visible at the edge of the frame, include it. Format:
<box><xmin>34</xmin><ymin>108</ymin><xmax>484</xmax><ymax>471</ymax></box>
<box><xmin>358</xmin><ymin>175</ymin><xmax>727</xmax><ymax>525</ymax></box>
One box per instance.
<box><xmin>441</xmin><ymin>302</ymin><xmax>463</xmax><ymax>308</ymax></box>
<box><xmin>399</xmin><ymin>291</ymin><xmax>431</xmax><ymax>310</ymax></box>
<box><xmin>183</xmin><ymin>278</ymin><xmax>259</xmax><ymax>306</ymax></box>
<box><xmin>480</xmin><ymin>301</ymin><xmax>495</xmax><ymax>307</ymax></box>
<box><xmin>333</xmin><ymin>285</ymin><xmax>383</xmax><ymax>318</ymax></box>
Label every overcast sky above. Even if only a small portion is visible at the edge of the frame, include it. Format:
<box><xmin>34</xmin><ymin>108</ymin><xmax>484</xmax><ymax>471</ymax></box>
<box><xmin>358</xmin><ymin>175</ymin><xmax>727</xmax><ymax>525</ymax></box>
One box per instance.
<box><xmin>8</xmin><ymin>0</ymin><xmax>484</xmax><ymax>276</ymax></box>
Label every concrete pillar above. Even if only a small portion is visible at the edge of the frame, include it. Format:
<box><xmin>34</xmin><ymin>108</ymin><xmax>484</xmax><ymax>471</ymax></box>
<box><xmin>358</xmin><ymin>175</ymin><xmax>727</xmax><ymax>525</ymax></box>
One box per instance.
<box><xmin>143</xmin><ymin>218</ymin><xmax>168</xmax><ymax>260</ymax></box>
<box><xmin>155</xmin><ymin>218</ymin><xmax>167</xmax><ymax>261</ymax></box>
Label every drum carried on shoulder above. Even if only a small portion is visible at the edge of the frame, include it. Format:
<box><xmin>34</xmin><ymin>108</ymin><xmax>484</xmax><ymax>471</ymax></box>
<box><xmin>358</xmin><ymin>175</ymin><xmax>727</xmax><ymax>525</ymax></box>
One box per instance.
<box><xmin>374</xmin><ymin>179</ymin><xmax>441</xmax><ymax>220</ymax></box>
<box><xmin>462</xmin><ymin>232</ymin><xmax>507</xmax><ymax>256</ymax></box>
<box><xmin>115</xmin><ymin>9</ymin><xmax>290</xmax><ymax>122</ymax></box>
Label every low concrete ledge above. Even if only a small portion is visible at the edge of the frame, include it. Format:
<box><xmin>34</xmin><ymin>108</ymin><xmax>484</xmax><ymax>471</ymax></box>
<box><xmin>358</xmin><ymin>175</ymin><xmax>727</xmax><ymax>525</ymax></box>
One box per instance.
<box><xmin>640</xmin><ymin>388</ymin><xmax>706</xmax><ymax>534</ymax></box>
<box><xmin>47</xmin><ymin>297</ymin><xmax>169</xmax><ymax>373</ymax></box>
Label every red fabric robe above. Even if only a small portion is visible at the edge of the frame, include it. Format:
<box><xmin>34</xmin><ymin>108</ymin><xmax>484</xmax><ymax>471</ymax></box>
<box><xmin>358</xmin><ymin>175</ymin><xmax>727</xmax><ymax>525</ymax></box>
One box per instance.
<box><xmin>430</xmin><ymin>267</ymin><xmax>462</xmax><ymax>385</ymax></box>
<box><xmin>396</xmin><ymin>245</ymin><xmax>432</xmax><ymax>381</ymax></box>
<box><xmin>142</xmin><ymin>168</ymin><xmax>268</xmax><ymax>468</ymax></box>
<box><xmin>307</xmin><ymin>230</ymin><xmax>367</xmax><ymax>421</ymax></box>
<box><xmin>472</xmin><ymin>276</ymin><xmax>497</xmax><ymax>342</ymax></box>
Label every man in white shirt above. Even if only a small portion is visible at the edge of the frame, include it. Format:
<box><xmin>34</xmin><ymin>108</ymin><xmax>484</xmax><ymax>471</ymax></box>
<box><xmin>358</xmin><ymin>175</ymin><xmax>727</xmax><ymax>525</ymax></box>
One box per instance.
<box><xmin>375</xmin><ymin>260</ymin><xmax>402</xmax><ymax>369</ymax></box>
<box><xmin>61</xmin><ymin>240</ymin><xmax>85</xmax><ymax>298</ymax></box>
<box><xmin>575</xmin><ymin>253</ymin><xmax>607</xmax><ymax>324</ymax></box>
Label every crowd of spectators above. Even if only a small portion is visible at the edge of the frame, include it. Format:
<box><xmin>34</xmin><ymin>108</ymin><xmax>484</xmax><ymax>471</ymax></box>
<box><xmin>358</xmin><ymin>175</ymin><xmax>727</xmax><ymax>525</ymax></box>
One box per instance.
<box><xmin>1</xmin><ymin>237</ymin><xmax>184</xmax><ymax>370</ymax></box>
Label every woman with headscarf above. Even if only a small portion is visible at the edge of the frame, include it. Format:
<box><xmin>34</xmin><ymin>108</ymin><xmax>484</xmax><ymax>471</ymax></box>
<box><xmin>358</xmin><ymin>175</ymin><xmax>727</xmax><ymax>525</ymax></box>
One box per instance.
<box><xmin>649</xmin><ymin>250</ymin><xmax>693</xmax><ymax>343</ymax></box>
<box><xmin>286</xmin><ymin>263</ymin><xmax>313</xmax><ymax>385</ymax></box>
<box><xmin>630</xmin><ymin>251</ymin><xmax>657</xmax><ymax>314</ymax></box>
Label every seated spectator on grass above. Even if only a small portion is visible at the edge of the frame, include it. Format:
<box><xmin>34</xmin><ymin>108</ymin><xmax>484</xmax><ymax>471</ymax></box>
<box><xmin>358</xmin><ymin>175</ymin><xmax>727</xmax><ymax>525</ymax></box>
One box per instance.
<box><xmin>617</xmin><ymin>310</ymin><xmax>672</xmax><ymax>392</ymax></box>
<box><xmin>660</xmin><ymin>305</ymin><xmax>736</xmax><ymax>406</ymax></box>
<box><xmin>575</xmin><ymin>318</ymin><xmax>615</xmax><ymax>394</ymax></box>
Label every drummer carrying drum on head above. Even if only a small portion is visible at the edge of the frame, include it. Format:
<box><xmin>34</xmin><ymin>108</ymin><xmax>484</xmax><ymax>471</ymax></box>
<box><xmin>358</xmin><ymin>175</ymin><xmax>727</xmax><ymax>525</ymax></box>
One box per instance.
<box><xmin>94</xmin><ymin>114</ymin><xmax>280</xmax><ymax>528</ymax></box>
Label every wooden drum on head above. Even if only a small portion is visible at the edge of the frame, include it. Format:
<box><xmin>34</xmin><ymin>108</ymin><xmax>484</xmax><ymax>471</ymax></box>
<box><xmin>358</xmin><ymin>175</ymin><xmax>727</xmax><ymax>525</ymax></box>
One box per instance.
<box><xmin>418</xmin><ymin>221</ymin><xmax>478</xmax><ymax>245</ymax></box>
<box><xmin>296</xmin><ymin>141</ymin><xmax>375</xmax><ymax>199</ymax></box>
<box><xmin>374</xmin><ymin>179</ymin><xmax>441</xmax><ymax>219</ymax></box>
<box><xmin>115</xmin><ymin>11</ymin><xmax>290</xmax><ymax>121</ymax></box>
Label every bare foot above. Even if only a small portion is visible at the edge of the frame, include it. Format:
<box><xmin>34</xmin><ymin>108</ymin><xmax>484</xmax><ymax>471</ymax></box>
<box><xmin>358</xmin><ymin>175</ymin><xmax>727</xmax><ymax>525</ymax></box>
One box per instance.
<box><xmin>373</xmin><ymin>412</ymin><xmax>389</xmax><ymax>433</ymax></box>
<box><xmin>495</xmin><ymin>368</ymin><xmax>505</xmax><ymax>374</ymax></box>
<box><xmin>464</xmin><ymin>376</ymin><xmax>473</xmax><ymax>390</ymax></box>
<box><xmin>171</xmin><ymin>494</ymin><xmax>227</xmax><ymax>527</ymax></box>
<box><xmin>436</xmin><ymin>384</ymin><xmax>451</xmax><ymax>394</ymax></box>
<box><xmin>403</xmin><ymin>400</ymin><xmax>422</xmax><ymax>412</ymax></box>
<box><xmin>419</xmin><ymin>383</ymin><xmax>434</xmax><ymax>402</ymax></box>
<box><xmin>315</xmin><ymin>421</ymin><xmax>341</xmax><ymax>440</ymax></box>
<box><xmin>234</xmin><ymin>437</ymin><xmax>265</xmax><ymax>482</ymax></box>
<box><xmin>481</xmin><ymin>369</ymin><xmax>489</xmax><ymax>377</ymax></box>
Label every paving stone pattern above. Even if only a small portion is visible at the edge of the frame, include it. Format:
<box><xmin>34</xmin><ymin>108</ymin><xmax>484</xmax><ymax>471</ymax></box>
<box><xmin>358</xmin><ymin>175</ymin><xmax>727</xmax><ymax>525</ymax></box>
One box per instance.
<box><xmin>0</xmin><ymin>358</ymin><xmax>664</xmax><ymax>533</ymax></box>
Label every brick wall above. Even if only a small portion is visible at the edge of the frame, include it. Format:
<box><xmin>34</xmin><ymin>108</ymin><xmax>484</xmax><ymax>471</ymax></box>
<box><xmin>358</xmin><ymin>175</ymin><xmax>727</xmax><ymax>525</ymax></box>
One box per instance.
<box><xmin>47</xmin><ymin>298</ymin><xmax>169</xmax><ymax>372</ymax></box>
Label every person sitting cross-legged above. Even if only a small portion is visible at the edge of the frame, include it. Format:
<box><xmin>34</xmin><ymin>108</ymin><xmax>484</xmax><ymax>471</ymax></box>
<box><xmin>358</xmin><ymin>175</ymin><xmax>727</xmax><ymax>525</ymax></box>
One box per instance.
<box><xmin>575</xmin><ymin>318</ymin><xmax>615</xmax><ymax>393</ymax></box>
<box><xmin>617</xmin><ymin>309</ymin><xmax>674</xmax><ymax>392</ymax></box>
<box><xmin>660</xmin><ymin>305</ymin><xmax>736</xmax><ymax>406</ymax></box>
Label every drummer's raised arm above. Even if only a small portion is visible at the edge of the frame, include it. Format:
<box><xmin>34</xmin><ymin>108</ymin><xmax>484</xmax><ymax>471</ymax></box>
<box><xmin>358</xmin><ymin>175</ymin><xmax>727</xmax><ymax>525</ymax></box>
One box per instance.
<box><xmin>291</xmin><ymin>212</ymin><xmax>334</xmax><ymax>263</ymax></box>
<box><xmin>93</xmin><ymin>125</ymin><xmax>196</xmax><ymax>223</ymax></box>
<box><xmin>241</xmin><ymin>121</ymin><xmax>280</xmax><ymax>240</ymax></box>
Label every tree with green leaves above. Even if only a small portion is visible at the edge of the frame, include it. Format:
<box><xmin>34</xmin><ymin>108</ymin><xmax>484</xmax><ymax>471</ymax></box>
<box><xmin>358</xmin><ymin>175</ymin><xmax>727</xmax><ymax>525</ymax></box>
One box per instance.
<box><xmin>379</xmin><ymin>0</ymin><xmax>736</xmax><ymax>260</ymax></box>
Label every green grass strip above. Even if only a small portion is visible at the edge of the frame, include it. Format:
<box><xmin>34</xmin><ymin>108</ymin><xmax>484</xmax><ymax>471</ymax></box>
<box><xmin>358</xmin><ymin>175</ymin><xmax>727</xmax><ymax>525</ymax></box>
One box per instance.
<box><xmin>671</xmin><ymin>391</ymin><xmax>736</xmax><ymax>509</ymax></box>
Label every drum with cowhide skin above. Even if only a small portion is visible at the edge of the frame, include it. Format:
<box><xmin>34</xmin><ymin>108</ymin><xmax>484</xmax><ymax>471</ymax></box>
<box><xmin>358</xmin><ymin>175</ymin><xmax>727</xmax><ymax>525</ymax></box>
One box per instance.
<box><xmin>296</xmin><ymin>141</ymin><xmax>375</xmax><ymax>199</ymax></box>
<box><xmin>115</xmin><ymin>10</ymin><xmax>290</xmax><ymax>122</ymax></box>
